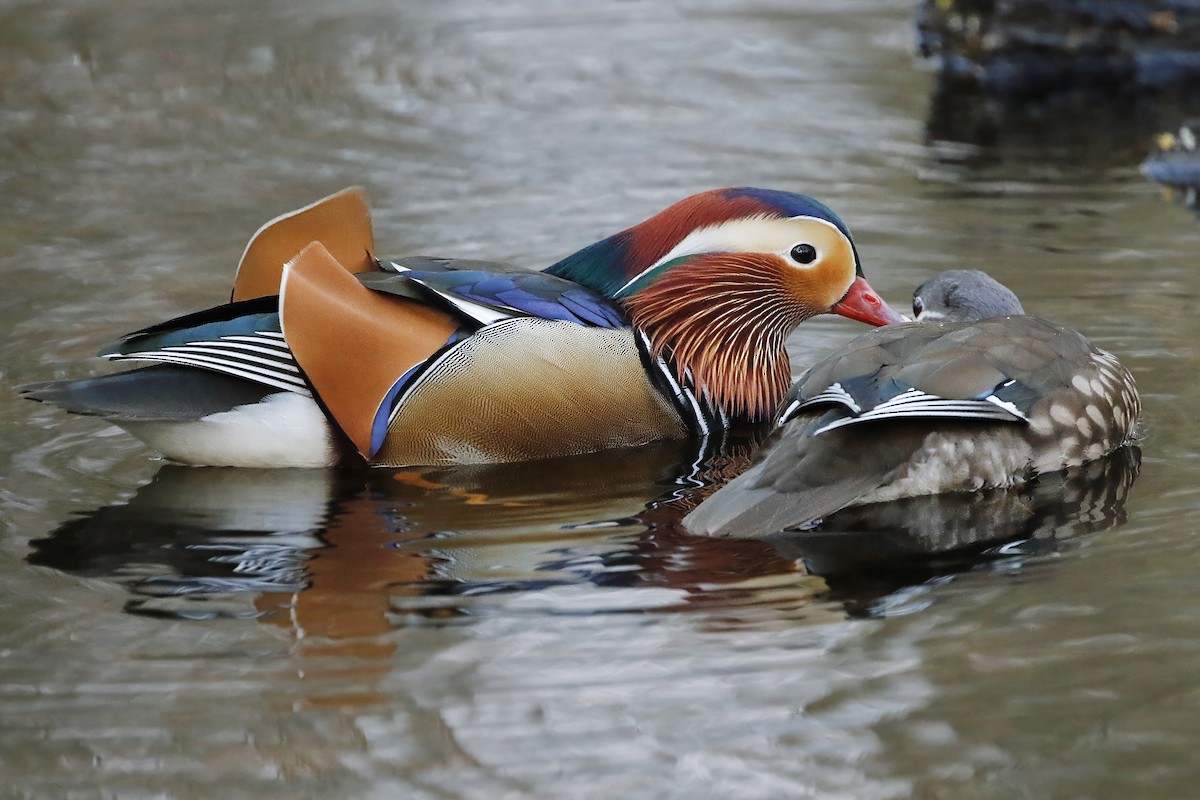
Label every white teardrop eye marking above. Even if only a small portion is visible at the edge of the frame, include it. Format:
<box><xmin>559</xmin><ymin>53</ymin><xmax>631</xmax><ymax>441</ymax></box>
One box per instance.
<box><xmin>789</xmin><ymin>243</ymin><xmax>818</xmax><ymax>264</ymax></box>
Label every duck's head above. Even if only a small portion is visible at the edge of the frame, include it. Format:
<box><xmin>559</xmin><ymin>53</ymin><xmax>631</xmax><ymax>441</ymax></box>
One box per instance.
<box><xmin>912</xmin><ymin>269</ymin><xmax>1025</xmax><ymax>323</ymax></box>
<box><xmin>547</xmin><ymin>187</ymin><xmax>906</xmax><ymax>420</ymax></box>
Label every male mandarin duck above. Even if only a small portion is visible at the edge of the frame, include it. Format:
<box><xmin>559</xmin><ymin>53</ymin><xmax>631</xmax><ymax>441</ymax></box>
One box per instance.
<box><xmin>21</xmin><ymin>186</ymin><xmax>905</xmax><ymax>467</ymax></box>
<box><xmin>686</xmin><ymin>269</ymin><xmax>1141</xmax><ymax>538</ymax></box>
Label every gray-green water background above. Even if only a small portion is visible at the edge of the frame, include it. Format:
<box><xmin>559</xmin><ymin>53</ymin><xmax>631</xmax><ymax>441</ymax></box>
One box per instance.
<box><xmin>2</xmin><ymin>2</ymin><xmax>1199</xmax><ymax>798</ymax></box>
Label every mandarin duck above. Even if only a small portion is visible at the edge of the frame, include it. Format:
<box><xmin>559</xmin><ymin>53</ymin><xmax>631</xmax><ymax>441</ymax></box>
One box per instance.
<box><xmin>20</xmin><ymin>187</ymin><xmax>904</xmax><ymax>468</ymax></box>
<box><xmin>685</xmin><ymin>269</ymin><xmax>1142</xmax><ymax>538</ymax></box>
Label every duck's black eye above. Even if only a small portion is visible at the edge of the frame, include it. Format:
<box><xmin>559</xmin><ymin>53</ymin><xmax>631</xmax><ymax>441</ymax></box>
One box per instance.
<box><xmin>913</xmin><ymin>295</ymin><xmax>925</xmax><ymax>317</ymax></box>
<box><xmin>790</xmin><ymin>243</ymin><xmax>818</xmax><ymax>264</ymax></box>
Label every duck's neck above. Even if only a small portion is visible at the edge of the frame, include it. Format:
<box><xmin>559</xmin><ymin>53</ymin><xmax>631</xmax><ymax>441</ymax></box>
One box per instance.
<box><xmin>622</xmin><ymin>254</ymin><xmax>806</xmax><ymax>422</ymax></box>
<box><xmin>544</xmin><ymin>233</ymin><xmax>636</xmax><ymax>298</ymax></box>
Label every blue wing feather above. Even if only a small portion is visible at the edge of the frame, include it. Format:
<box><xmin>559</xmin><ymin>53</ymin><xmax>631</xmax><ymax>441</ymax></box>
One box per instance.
<box><xmin>372</xmin><ymin>259</ymin><xmax>628</xmax><ymax>329</ymax></box>
<box><xmin>104</xmin><ymin>297</ymin><xmax>282</xmax><ymax>356</ymax></box>
<box><xmin>559</xmin><ymin>289</ymin><xmax>625</xmax><ymax>327</ymax></box>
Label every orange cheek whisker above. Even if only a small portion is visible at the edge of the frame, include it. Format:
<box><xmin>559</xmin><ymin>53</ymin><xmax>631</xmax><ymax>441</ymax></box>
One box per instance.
<box><xmin>624</xmin><ymin>254</ymin><xmax>828</xmax><ymax>420</ymax></box>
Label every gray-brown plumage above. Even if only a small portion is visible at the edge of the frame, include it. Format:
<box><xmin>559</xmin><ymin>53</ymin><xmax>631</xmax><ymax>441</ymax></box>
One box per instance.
<box><xmin>685</xmin><ymin>270</ymin><xmax>1141</xmax><ymax>538</ymax></box>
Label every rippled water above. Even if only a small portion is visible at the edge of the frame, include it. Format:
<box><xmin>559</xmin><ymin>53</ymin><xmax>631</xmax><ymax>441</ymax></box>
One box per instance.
<box><xmin>3</xmin><ymin>1</ymin><xmax>1200</xmax><ymax>797</ymax></box>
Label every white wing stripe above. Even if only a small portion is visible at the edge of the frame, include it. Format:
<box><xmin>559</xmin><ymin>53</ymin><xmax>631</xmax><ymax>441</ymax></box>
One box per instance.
<box><xmin>402</xmin><ymin>276</ymin><xmax>515</xmax><ymax>326</ymax></box>
<box><xmin>151</xmin><ymin>342</ymin><xmax>301</xmax><ymax>370</ymax></box>
<box><xmin>104</xmin><ymin>353</ymin><xmax>311</xmax><ymax>395</ymax></box>
<box><xmin>219</xmin><ymin>334</ymin><xmax>292</xmax><ymax>350</ymax></box>
<box><xmin>793</xmin><ymin>382</ymin><xmax>862</xmax><ymax>414</ymax></box>
<box><xmin>813</xmin><ymin>399</ymin><xmax>1022</xmax><ymax>435</ymax></box>
<box><xmin>107</xmin><ymin>344</ymin><xmax>301</xmax><ymax>374</ymax></box>
<box><xmin>777</xmin><ymin>398</ymin><xmax>803</xmax><ymax>425</ymax></box>
<box><xmin>107</xmin><ymin>350</ymin><xmax>308</xmax><ymax>390</ymax></box>
<box><xmin>437</xmin><ymin>294</ymin><xmax>513</xmax><ymax>325</ymax></box>
<box><xmin>984</xmin><ymin>394</ymin><xmax>1029</xmax><ymax>421</ymax></box>
<box><xmin>107</xmin><ymin>349</ymin><xmax>307</xmax><ymax>385</ymax></box>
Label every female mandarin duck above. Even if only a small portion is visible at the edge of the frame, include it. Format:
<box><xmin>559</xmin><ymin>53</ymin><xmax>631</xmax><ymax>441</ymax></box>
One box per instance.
<box><xmin>21</xmin><ymin>187</ymin><xmax>905</xmax><ymax>467</ymax></box>
<box><xmin>686</xmin><ymin>269</ymin><xmax>1141</xmax><ymax>538</ymax></box>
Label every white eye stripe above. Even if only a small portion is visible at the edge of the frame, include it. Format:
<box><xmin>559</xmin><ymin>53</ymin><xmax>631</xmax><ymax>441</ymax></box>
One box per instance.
<box><xmin>615</xmin><ymin>216</ymin><xmax>845</xmax><ymax>295</ymax></box>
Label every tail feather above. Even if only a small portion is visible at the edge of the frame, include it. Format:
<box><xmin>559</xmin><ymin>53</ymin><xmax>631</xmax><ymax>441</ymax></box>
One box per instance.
<box><xmin>684</xmin><ymin>411</ymin><xmax>930</xmax><ymax>537</ymax></box>
<box><xmin>19</xmin><ymin>365</ymin><xmax>276</xmax><ymax>422</ymax></box>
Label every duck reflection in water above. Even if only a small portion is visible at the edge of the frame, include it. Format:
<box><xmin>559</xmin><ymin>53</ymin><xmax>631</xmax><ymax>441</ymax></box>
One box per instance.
<box><xmin>27</xmin><ymin>436</ymin><xmax>772</xmax><ymax>624</ymax></box>
<box><xmin>30</xmin><ymin>428</ymin><xmax>1140</xmax><ymax>643</ymax></box>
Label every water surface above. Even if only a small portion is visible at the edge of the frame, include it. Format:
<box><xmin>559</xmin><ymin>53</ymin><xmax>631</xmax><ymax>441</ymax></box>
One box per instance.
<box><xmin>3</xmin><ymin>1</ymin><xmax>1200</xmax><ymax>798</ymax></box>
